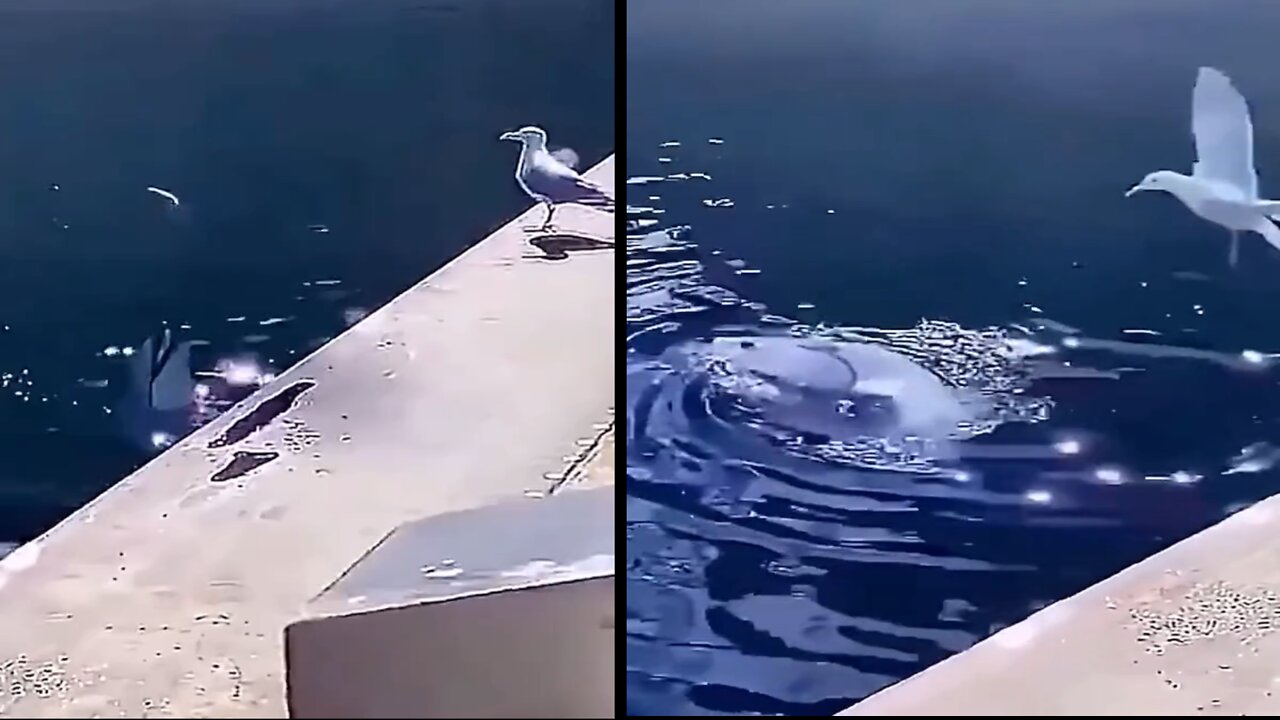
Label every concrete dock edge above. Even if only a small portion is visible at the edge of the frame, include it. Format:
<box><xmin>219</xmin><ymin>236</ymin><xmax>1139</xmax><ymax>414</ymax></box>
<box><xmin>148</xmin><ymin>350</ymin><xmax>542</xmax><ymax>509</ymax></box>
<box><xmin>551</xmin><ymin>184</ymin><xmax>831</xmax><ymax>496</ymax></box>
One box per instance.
<box><xmin>843</xmin><ymin>489</ymin><xmax>1280</xmax><ymax>716</ymax></box>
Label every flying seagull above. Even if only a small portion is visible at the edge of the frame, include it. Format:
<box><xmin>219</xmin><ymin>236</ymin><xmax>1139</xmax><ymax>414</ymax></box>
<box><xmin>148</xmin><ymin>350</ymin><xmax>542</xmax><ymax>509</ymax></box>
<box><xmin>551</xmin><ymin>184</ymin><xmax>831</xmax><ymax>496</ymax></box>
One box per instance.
<box><xmin>1126</xmin><ymin>67</ymin><xmax>1280</xmax><ymax>267</ymax></box>
<box><xmin>499</xmin><ymin>126</ymin><xmax>613</xmax><ymax>232</ymax></box>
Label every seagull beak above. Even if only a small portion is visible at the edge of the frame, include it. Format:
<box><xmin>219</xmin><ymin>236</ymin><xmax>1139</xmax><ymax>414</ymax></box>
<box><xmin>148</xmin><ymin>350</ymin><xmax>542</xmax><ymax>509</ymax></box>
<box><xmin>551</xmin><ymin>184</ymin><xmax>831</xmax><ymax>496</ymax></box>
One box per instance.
<box><xmin>1124</xmin><ymin>185</ymin><xmax>1142</xmax><ymax>197</ymax></box>
<box><xmin>499</xmin><ymin>131</ymin><xmax>519</xmax><ymax>141</ymax></box>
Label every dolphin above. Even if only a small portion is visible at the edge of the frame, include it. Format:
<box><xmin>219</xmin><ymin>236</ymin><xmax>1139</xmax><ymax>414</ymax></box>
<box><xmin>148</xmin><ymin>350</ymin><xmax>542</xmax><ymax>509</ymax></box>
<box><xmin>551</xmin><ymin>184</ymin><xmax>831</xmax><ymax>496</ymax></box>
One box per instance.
<box><xmin>687</xmin><ymin>334</ymin><xmax>984</xmax><ymax>461</ymax></box>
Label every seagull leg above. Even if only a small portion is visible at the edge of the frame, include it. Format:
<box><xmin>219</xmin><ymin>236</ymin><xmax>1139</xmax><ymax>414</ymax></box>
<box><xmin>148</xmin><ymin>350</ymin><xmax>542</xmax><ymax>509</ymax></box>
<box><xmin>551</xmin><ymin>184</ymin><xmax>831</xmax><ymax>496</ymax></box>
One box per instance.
<box><xmin>540</xmin><ymin>202</ymin><xmax>556</xmax><ymax>233</ymax></box>
<box><xmin>1230</xmin><ymin>230</ymin><xmax>1240</xmax><ymax>268</ymax></box>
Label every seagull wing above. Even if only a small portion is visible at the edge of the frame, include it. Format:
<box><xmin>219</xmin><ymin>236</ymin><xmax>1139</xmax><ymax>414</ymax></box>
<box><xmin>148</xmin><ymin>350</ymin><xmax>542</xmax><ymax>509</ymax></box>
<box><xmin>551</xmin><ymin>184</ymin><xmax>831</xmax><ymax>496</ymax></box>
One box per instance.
<box><xmin>1192</xmin><ymin>67</ymin><xmax>1258</xmax><ymax>198</ymax></box>
<box><xmin>526</xmin><ymin>150</ymin><xmax>613</xmax><ymax>209</ymax></box>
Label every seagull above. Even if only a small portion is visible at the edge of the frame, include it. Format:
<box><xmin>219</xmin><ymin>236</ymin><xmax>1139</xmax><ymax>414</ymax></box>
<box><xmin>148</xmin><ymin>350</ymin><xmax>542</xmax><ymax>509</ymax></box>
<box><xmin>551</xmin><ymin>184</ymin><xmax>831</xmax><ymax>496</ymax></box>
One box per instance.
<box><xmin>1126</xmin><ymin>67</ymin><xmax>1280</xmax><ymax>267</ymax></box>
<box><xmin>499</xmin><ymin>126</ymin><xmax>613</xmax><ymax>232</ymax></box>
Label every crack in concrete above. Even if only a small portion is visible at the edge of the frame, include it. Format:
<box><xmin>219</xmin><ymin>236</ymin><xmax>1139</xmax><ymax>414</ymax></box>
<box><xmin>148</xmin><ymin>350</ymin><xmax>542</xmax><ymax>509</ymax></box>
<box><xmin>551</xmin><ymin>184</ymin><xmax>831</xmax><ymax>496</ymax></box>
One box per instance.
<box><xmin>549</xmin><ymin>412</ymin><xmax>614</xmax><ymax>494</ymax></box>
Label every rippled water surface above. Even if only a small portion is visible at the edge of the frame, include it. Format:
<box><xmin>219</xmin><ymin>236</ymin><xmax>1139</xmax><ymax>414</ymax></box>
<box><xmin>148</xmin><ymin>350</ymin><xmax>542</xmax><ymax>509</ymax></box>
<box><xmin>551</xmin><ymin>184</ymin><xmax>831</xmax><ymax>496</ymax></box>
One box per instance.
<box><xmin>0</xmin><ymin>0</ymin><xmax>613</xmax><ymax>544</ymax></box>
<box><xmin>626</xmin><ymin>0</ymin><xmax>1280</xmax><ymax>714</ymax></box>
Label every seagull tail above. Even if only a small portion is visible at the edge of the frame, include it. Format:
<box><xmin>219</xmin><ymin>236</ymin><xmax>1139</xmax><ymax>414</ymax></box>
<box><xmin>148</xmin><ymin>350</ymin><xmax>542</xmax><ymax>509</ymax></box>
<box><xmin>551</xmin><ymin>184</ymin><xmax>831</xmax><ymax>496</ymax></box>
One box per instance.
<box><xmin>579</xmin><ymin>194</ymin><xmax>615</xmax><ymax>212</ymax></box>
<box><xmin>574</xmin><ymin>180</ymin><xmax>615</xmax><ymax>212</ymax></box>
<box><xmin>1252</xmin><ymin>216</ymin><xmax>1280</xmax><ymax>253</ymax></box>
<box><xmin>1255</xmin><ymin>200</ymin><xmax>1280</xmax><ymax>221</ymax></box>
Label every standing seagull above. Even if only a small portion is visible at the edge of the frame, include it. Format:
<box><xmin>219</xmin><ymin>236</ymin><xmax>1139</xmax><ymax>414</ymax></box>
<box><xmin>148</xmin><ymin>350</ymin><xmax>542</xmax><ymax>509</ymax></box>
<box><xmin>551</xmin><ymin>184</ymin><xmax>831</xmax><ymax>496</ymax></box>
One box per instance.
<box><xmin>499</xmin><ymin>126</ymin><xmax>613</xmax><ymax>232</ymax></box>
<box><xmin>1126</xmin><ymin>67</ymin><xmax>1280</xmax><ymax>267</ymax></box>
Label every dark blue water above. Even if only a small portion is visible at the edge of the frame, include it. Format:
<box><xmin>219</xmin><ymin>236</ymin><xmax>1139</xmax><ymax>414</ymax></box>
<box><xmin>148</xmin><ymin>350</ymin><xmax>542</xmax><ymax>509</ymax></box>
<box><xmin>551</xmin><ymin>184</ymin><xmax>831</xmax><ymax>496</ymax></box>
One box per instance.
<box><xmin>626</xmin><ymin>0</ymin><xmax>1280</xmax><ymax>714</ymax></box>
<box><xmin>0</xmin><ymin>0</ymin><xmax>613</xmax><ymax>545</ymax></box>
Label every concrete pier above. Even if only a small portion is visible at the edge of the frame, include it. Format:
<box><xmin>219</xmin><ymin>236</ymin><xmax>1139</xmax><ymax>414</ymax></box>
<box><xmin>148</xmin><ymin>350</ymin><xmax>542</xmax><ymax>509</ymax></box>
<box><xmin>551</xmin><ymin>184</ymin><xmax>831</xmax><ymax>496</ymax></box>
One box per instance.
<box><xmin>0</xmin><ymin>157</ymin><xmax>615</xmax><ymax>717</ymax></box>
<box><xmin>843</xmin><ymin>491</ymin><xmax>1280</xmax><ymax>716</ymax></box>
<box><xmin>285</xmin><ymin>485</ymin><xmax>614</xmax><ymax>718</ymax></box>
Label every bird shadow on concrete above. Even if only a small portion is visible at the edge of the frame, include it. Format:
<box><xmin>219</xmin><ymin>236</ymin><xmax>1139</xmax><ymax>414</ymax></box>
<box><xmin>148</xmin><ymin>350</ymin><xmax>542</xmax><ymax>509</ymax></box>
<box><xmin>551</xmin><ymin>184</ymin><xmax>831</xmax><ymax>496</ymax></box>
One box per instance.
<box><xmin>524</xmin><ymin>232</ymin><xmax>615</xmax><ymax>261</ymax></box>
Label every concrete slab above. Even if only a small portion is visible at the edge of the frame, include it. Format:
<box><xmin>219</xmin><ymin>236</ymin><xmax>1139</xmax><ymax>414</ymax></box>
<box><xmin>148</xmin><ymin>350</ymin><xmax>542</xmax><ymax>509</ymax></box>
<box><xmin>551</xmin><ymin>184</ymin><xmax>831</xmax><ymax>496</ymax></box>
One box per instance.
<box><xmin>285</xmin><ymin>487</ymin><xmax>614</xmax><ymax>718</ymax></box>
<box><xmin>0</xmin><ymin>157</ymin><xmax>615</xmax><ymax>717</ymax></box>
<box><xmin>842</xmin><ymin>492</ymin><xmax>1280</xmax><ymax>716</ymax></box>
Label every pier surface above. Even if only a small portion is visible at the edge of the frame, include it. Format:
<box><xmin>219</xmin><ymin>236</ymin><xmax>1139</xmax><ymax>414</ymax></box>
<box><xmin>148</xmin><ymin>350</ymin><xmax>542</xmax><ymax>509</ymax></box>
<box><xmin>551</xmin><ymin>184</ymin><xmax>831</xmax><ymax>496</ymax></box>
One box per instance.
<box><xmin>0</xmin><ymin>157</ymin><xmax>615</xmax><ymax>717</ymax></box>
<box><xmin>844</xmin><ymin>490</ymin><xmax>1280</xmax><ymax>716</ymax></box>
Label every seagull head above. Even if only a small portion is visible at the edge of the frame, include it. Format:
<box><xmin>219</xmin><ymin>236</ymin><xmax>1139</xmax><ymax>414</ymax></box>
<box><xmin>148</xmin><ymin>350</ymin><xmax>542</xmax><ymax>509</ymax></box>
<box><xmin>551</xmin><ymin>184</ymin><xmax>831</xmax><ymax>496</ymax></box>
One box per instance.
<box><xmin>499</xmin><ymin>125</ymin><xmax>548</xmax><ymax>148</ymax></box>
<box><xmin>1125</xmin><ymin>170</ymin><xmax>1182</xmax><ymax>197</ymax></box>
